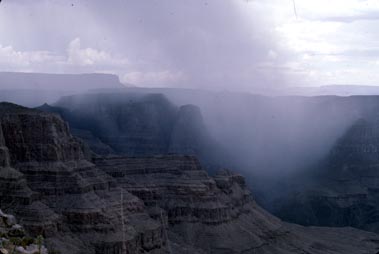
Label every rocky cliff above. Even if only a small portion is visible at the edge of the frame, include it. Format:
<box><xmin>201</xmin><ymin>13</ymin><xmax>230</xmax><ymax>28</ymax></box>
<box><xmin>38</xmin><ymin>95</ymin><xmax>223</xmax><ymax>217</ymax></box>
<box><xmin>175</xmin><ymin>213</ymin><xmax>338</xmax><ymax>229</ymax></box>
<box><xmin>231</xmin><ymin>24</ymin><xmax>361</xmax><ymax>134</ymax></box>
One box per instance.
<box><xmin>93</xmin><ymin>155</ymin><xmax>379</xmax><ymax>254</ymax></box>
<box><xmin>38</xmin><ymin>93</ymin><xmax>224</xmax><ymax>168</ymax></box>
<box><xmin>168</xmin><ymin>105</ymin><xmax>215</xmax><ymax>157</ymax></box>
<box><xmin>0</xmin><ymin>102</ymin><xmax>166</xmax><ymax>254</ymax></box>
<box><xmin>1</xmin><ymin>102</ymin><xmax>379</xmax><ymax>253</ymax></box>
<box><xmin>276</xmin><ymin>116</ymin><xmax>379</xmax><ymax>233</ymax></box>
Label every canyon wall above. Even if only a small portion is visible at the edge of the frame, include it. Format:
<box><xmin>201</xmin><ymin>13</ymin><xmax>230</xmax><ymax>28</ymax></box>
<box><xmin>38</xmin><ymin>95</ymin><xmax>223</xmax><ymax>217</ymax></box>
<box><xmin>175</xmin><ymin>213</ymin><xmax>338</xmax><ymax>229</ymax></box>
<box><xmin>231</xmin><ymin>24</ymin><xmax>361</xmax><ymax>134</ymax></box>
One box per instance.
<box><xmin>0</xmin><ymin>102</ymin><xmax>379</xmax><ymax>253</ymax></box>
<box><xmin>277</xmin><ymin>115</ymin><xmax>379</xmax><ymax>233</ymax></box>
<box><xmin>0</xmin><ymin>102</ymin><xmax>166</xmax><ymax>254</ymax></box>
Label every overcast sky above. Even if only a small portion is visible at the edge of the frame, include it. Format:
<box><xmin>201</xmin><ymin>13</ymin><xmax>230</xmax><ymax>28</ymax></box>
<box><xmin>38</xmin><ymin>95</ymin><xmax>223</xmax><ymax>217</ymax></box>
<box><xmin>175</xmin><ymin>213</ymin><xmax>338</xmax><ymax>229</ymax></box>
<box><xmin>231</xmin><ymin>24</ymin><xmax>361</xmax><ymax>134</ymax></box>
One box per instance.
<box><xmin>0</xmin><ymin>0</ymin><xmax>379</xmax><ymax>92</ymax></box>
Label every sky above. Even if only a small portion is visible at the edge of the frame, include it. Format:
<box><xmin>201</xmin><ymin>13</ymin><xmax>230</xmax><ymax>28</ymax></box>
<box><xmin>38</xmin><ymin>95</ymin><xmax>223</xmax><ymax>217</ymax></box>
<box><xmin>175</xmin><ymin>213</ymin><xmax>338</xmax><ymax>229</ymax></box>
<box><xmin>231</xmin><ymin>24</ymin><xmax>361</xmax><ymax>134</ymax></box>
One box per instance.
<box><xmin>0</xmin><ymin>0</ymin><xmax>379</xmax><ymax>92</ymax></box>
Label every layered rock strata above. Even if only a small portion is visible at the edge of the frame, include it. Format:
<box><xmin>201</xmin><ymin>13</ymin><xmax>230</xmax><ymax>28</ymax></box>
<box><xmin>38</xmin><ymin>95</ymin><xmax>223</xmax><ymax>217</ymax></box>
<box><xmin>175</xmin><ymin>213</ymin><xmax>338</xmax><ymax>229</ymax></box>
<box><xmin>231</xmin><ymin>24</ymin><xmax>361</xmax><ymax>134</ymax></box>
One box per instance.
<box><xmin>94</xmin><ymin>155</ymin><xmax>379</xmax><ymax>254</ymax></box>
<box><xmin>38</xmin><ymin>93</ymin><xmax>224</xmax><ymax>168</ymax></box>
<box><xmin>1</xmin><ymin>102</ymin><xmax>379</xmax><ymax>253</ymax></box>
<box><xmin>0</xmin><ymin>102</ymin><xmax>165</xmax><ymax>254</ymax></box>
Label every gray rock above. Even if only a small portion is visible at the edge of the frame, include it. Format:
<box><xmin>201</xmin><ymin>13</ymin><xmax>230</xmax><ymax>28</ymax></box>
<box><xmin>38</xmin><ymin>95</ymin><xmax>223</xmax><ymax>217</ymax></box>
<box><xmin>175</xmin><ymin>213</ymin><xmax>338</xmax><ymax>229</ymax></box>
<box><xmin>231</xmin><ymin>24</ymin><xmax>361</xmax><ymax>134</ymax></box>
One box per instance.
<box><xmin>0</xmin><ymin>103</ymin><xmax>166</xmax><ymax>254</ymax></box>
<box><xmin>95</xmin><ymin>155</ymin><xmax>379</xmax><ymax>254</ymax></box>
<box><xmin>8</xmin><ymin>224</ymin><xmax>24</xmax><ymax>237</ymax></box>
<box><xmin>4</xmin><ymin>215</ymin><xmax>16</xmax><ymax>227</ymax></box>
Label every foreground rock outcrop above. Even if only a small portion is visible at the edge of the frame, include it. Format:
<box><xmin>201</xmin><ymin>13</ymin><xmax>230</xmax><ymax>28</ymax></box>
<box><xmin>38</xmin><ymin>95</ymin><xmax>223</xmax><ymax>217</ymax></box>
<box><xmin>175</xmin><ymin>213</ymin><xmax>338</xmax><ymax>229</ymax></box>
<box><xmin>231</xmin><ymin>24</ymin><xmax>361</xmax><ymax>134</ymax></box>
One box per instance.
<box><xmin>1</xmin><ymin>102</ymin><xmax>379</xmax><ymax>253</ymax></box>
<box><xmin>0</xmin><ymin>209</ymin><xmax>48</xmax><ymax>254</ymax></box>
<box><xmin>0</xmin><ymin>102</ymin><xmax>166</xmax><ymax>254</ymax></box>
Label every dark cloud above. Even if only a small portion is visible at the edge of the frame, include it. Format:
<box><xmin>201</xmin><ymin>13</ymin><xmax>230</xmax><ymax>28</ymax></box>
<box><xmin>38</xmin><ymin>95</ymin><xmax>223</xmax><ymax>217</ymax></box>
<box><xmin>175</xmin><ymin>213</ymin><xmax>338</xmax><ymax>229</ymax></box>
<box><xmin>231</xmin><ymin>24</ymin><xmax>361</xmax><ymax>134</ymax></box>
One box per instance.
<box><xmin>82</xmin><ymin>0</ymin><xmax>291</xmax><ymax>90</ymax></box>
<box><xmin>0</xmin><ymin>0</ymin><xmax>292</xmax><ymax>92</ymax></box>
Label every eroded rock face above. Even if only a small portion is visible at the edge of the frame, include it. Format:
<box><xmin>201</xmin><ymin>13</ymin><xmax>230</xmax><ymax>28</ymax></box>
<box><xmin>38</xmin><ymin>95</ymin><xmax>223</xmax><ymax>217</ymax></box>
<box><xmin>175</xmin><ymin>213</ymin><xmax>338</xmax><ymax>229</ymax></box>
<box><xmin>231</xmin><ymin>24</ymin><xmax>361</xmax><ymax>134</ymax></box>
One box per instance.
<box><xmin>1</xmin><ymin>111</ymin><xmax>83</xmax><ymax>163</ymax></box>
<box><xmin>1</xmin><ymin>102</ymin><xmax>379</xmax><ymax>254</ymax></box>
<box><xmin>95</xmin><ymin>156</ymin><xmax>240</xmax><ymax>226</ymax></box>
<box><xmin>94</xmin><ymin>155</ymin><xmax>379</xmax><ymax>254</ymax></box>
<box><xmin>38</xmin><ymin>93</ymin><xmax>224</xmax><ymax>168</ymax></box>
<box><xmin>0</xmin><ymin>116</ymin><xmax>34</xmax><ymax>211</ymax></box>
<box><xmin>52</xmin><ymin>93</ymin><xmax>179</xmax><ymax>156</ymax></box>
<box><xmin>0</xmin><ymin>103</ymin><xmax>166</xmax><ymax>254</ymax></box>
<box><xmin>0</xmin><ymin>121</ymin><xmax>10</xmax><ymax>167</ymax></box>
<box><xmin>276</xmin><ymin>117</ymin><xmax>379</xmax><ymax>233</ymax></box>
<box><xmin>169</xmin><ymin>104</ymin><xmax>207</xmax><ymax>155</ymax></box>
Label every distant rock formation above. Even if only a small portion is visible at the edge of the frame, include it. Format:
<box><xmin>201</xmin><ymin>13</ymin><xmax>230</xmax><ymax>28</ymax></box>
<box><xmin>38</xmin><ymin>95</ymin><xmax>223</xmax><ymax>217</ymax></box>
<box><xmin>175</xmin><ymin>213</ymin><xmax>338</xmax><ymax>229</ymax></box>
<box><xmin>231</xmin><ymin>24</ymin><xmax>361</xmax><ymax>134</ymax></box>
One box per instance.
<box><xmin>0</xmin><ymin>72</ymin><xmax>123</xmax><ymax>91</ymax></box>
<box><xmin>38</xmin><ymin>93</ymin><xmax>225</xmax><ymax>169</ymax></box>
<box><xmin>1</xmin><ymin>102</ymin><xmax>379</xmax><ymax>253</ymax></box>
<box><xmin>276</xmin><ymin>116</ymin><xmax>379</xmax><ymax>233</ymax></box>
<box><xmin>168</xmin><ymin>104</ymin><xmax>214</xmax><ymax>156</ymax></box>
<box><xmin>0</xmin><ymin>72</ymin><xmax>125</xmax><ymax>107</ymax></box>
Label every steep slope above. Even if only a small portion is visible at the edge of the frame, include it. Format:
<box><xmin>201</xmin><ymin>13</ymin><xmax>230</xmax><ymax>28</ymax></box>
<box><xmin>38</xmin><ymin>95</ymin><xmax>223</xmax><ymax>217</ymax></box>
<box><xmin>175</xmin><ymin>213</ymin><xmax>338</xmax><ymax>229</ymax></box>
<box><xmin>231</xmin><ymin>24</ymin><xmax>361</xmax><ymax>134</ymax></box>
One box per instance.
<box><xmin>1</xmin><ymin>102</ymin><xmax>379</xmax><ymax>253</ymax></box>
<box><xmin>94</xmin><ymin>155</ymin><xmax>379</xmax><ymax>254</ymax></box>
<box><xmin>0</xmin><ymin>102</ymin><xmax>166</xmax><ymax>254</ymax></box>
<box><xmin>168</xmin><ymin>105</ymin><xmax>216</xmax><ymax>157</ymax></box>
<box><xmin>0</xmin><ymin>110</ymin><xmax>35</xmax><ymax>213</ymax></box>
<box><xmin>97</xmin><ymin>88</ymin><xmax>379</xmax><ymax>173</ymax></box>
<box><xmin>53</xmin><ymin>93</ymin><xmax>179</xmax><ymax>155</ymax></box>
<box><xmin>276</xmin><ymin>116</ymin><xmax>379</xmax><ymax>233</ymax></box>
<box><xmin>38</xmin><ymin>93</ymin><xmax>224</xmax><ymax>168</ymax></box>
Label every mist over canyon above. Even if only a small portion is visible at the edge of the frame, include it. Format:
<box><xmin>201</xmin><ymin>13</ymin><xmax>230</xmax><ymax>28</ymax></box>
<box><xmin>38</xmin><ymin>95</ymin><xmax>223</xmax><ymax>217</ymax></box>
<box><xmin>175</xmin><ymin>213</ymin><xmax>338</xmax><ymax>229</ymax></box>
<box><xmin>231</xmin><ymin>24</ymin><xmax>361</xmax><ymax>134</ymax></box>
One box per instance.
<box><xmin>2</xmin><ymin>0</ymin><xmax>379</xmax><ymax>252</ymax></box>
<box><xmin>1</xmin><ymin>72</ymin><xmax>379</xmax><ymax>253</ymax></box>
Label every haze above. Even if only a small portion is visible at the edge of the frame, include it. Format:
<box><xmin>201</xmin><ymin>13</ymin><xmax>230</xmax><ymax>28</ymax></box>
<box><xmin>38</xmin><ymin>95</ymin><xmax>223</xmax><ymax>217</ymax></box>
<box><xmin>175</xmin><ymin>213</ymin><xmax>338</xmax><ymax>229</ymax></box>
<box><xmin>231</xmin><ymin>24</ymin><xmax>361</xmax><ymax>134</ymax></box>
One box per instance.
<box><xmin>2</xmin><ymin>0</ymin><xmax>379</xmax><ymax>199</ymax></box>
<box><xmin>1</xmin><ymin>0</ymin><xmax>379</xmax><ymax>179</ymax></box>
<box><xmin>2</xmin><ymin>0</ymin><xmax>379</xmax><ymax>224</ymax></box>
<box><xmin>1</xmin><ymin>0</ymin><xmax>379</xmax><ymax>92</ymax></box>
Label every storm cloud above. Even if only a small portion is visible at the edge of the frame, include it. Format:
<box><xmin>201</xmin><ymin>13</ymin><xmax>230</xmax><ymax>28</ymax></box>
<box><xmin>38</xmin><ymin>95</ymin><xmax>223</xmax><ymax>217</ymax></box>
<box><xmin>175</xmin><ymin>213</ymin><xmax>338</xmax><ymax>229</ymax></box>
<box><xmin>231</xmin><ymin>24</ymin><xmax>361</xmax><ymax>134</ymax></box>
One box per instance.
<box><xmin>0</xmin><ymin>0</ymin><xmax>297</xmax><ymax>92</ymax></box>
<box><xmin>0</xmin><ymin>0</ymin><xmax>379</xmax><ymax>91</ymax></box>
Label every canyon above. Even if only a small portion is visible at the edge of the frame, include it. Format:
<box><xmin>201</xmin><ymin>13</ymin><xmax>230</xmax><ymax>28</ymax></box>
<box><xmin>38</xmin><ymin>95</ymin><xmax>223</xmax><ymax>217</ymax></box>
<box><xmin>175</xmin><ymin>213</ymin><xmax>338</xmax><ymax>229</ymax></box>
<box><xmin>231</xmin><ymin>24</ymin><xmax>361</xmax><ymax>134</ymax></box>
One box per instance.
<box><xmin>0</xmin><ymin>102</ymin><xmax>379</xmax><ymax>253</ymax></box>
